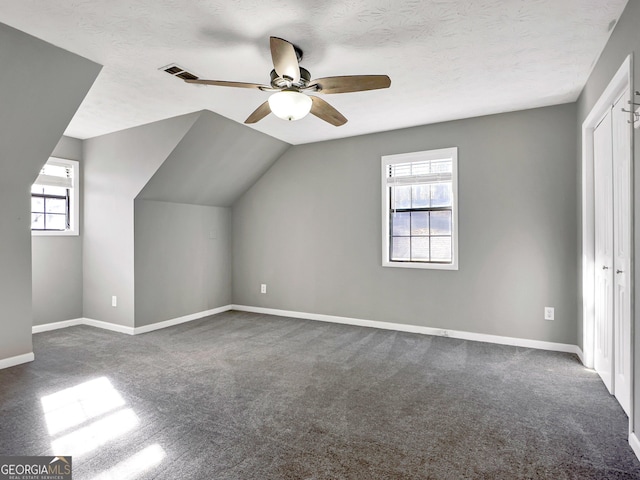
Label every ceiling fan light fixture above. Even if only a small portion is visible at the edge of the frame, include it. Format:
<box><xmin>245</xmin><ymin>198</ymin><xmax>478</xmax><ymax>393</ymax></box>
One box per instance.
<box><xmin>268</xmin><ymin>90</ymin><xmax>312</xmax><ymax>121</ymax></box>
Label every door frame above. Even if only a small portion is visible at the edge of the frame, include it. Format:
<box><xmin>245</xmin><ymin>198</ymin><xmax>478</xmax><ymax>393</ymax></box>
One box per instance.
<box><xmin>581</xmin><ymin>54</ymin><xmax>634</xmax><ymax>427</ymax></box>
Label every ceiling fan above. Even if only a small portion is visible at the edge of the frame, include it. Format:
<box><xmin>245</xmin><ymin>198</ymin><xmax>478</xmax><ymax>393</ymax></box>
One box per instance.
<box><xmin>184</xmin><ymin>36</ymin><xmax>391</xmax><ymax>126</ymax></box>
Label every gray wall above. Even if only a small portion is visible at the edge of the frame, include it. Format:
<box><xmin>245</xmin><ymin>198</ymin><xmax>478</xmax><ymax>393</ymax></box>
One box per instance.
<box><xmin>0</xmin><ymin>22</ymin><xmax>100</xmax><ymax>362</ymax></box>
<box><xmin>83</xmin><ymin>113</ymin><xmax>200</xmax><ymax>327</ymax></box>
<box><xmin>232</xmin><ymin>104</ymin><xmax>578</xmax><ymax>345</ymax></box>
<box><xmin>134</xmin><ymin>200</ymin><xmax>232</xmax><ymax>327</ymax></box>
<box><xmin>50</xmin><ymin>135</ymin><xmax>83</xmax><ymax>161</ymax></box>
<box><xmin>575</xmin><ymin>0</ymin><xmax>640</xmax><ymax>436</ymax></box>
<box><xmin>32</xmin><ymin>136</ymin><xmax>84</xmax><ymax>326</ymax></box>
<box><xmin>133</xmin><ymin>110</ymin><xmax>288</xmax><ymax>328</ymax></box>
<box><xmin>138</xmin><ymin>110</ymin><xmax>290</xmax><ymax>207</ymax></box>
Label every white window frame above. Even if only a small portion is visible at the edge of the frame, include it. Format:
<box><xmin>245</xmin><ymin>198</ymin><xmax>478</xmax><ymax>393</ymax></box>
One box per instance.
<box><xmin>31</xmin><ymin>157</ymin><xmax>79</xmax><ymax>237</ymax></box>
<box><xmin>381</xmin><ymin>147</ymin><xmax>458</xmax><ymax>270</ymax></box>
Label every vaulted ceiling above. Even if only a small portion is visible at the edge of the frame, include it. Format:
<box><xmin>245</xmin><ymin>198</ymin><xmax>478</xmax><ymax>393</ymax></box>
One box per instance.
<box><xmin>137</xmin><ymin>110</ymin><xmax>289</xmax><ymax>206</ymax></box>
<box><xmin>0</xmin><ymin>0</ymin><xmax>629</xmax><ymax>145</ymax></box>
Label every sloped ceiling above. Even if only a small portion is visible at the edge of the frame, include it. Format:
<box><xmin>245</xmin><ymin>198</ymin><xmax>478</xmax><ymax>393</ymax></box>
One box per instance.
<box><xmin>0</xmin><ymin>22</ymin><xmax>101</xmax><ymax>185</ymax></box>
<box><xmin>0</xmin><ymin>0</ymin><xmax>629</xmax><ymax>145</ymax></box>
<box><xmin>137</xmin><ymin>110</ymin><xmax>289</xmax><ymax>207</ymax></box>
<box><xmin>0</xmin><ymin>21</ymin><xmax>100</xmax><ymax>359</ymax></box>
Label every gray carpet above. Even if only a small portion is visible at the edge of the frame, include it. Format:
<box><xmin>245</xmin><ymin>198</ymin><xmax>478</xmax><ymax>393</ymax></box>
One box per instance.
<box><xmin>1</xmin><ymin>311</ymin><xmax>638</xmax><ymax>479</ymax></box>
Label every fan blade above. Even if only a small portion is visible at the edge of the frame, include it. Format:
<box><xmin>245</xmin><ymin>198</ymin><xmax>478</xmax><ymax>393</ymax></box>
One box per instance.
<box><xmin>245</xmin><ymin>101</ymin><xmax>272</xmax><ymax>124</ymax></box>
<box><xmin>185</xmin><ymin>79</ymin><xmax>268</xmax><ymax>89</ymax></box>
<box><xmin>270</xmin><ymin>37</ymin><xmax>300</xmax><ymax>83</ymax></box>
<box><xmin>309</xmin><ymin>96</ymin><xmax>347</xmax><ymax>126</ymax></box>
<box><xmin>311</xmin><ymin>75</ymin><xmax>391</xmax><ymax>94</ymax></box>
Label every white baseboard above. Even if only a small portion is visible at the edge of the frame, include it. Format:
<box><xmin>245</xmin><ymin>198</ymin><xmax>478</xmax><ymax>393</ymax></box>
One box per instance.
<box><xmin>31</xmin><ymin>304</ymin><xmax>582</xmax><ymax>357</ymax></box>
<box><xmin>630</xmin><ymin>432</ymin><xmax>640</xmax><ymax>462</ymax></box>
<box><xmin>575</xmin><ymin>346</ymin><xmax>585</xmax><ymax>365</ymax></box>
<box><xmin>31</xmin><ymin>306</ymin><xmax>234</xmax><ymax>337</ymax></box>
<box><xmin>0</xmin><ymin>352</ymin><xmax>35</xmax><ymax>370</ymax></box>
<box><xmin>33</xmin><ymin>318</ymin><xmax>83</xmax><ymax>334</ymax></box>
<box><xmin>83</xmin><ymin>318</ymin><xmax>136</xmax><ymax>335</ymax></box>
<box><xmin>231</xmin><ymin>305</ymin><xmax>582</xmax><ymax>356</ymax></box>
<box><xmin>133</xmin><ymin>305</ymin><xmax>233</xmax><ymax>334</ymax></box>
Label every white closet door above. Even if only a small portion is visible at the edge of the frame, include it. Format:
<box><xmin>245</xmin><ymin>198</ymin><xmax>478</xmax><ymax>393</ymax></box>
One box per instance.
<box><xmin>593</xmin><ymin>109</ymin><xmax>614</xmax><ymax>394</ymax></box>
<box><xmin>612</xmin><ymin>91</ymin><xmax>632</xmax><ymax>416</ymax></box>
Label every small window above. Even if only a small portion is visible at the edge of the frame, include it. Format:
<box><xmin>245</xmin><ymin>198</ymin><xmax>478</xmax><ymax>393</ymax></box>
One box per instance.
<box><xmin>382</xmin><ymin>148</ymin><xmax>458</xmax><ymax>270</ymax></box>
<box><xmin>31</xmin><ymin>158</ymin><xmax>79</xmax><ymax>236</ymax></box>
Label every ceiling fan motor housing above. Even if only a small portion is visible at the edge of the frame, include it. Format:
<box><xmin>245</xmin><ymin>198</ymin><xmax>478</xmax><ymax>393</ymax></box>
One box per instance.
<box><xmin>270</xmin><ymin>67</ymin><xmax>311</xmax><ymax>89</ymax></box>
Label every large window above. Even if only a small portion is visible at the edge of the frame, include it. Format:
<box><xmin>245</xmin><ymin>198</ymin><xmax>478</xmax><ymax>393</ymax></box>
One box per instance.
<box><xmin>31</xmin><ymin>158</ymin><xmax>79</xmax><ymax>236</ymax></box>
<box><xmin>382</xmin><ymin>148</ymin><xmax>458</xmax><ymax>270</ymax></box>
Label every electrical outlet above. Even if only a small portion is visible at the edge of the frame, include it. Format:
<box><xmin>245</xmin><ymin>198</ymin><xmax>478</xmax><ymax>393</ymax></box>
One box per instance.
<box><xmin>260</xmin><ymin>284</ymin><xmax>267</xmax><ymax>294</ymax></box>
<box><xmin>544</xmin><ymin>307</ymin><xmax>554</xmax><ymax>321</ymax></box>
<box><xmin>112</xmin><ymin>296</ymin><xmax>117</xmax><ymax>307</ymax></box>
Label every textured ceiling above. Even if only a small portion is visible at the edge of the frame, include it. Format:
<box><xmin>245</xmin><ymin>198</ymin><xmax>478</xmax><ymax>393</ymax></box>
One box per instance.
<box><xmin>0</xmin><ymin>0</ymin><xmax>628</xmax><ymax>145</ymax></box>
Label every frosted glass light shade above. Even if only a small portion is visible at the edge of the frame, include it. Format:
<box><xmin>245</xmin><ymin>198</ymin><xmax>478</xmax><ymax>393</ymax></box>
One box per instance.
<box><xmin>268</xmin><ymin>91</ymin><xmax>312</xmax><ymax>121</ymax></box>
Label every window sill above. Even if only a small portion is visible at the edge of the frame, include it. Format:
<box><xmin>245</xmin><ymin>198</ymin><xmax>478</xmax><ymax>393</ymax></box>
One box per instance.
<box><xmin>32</xmin><ymin>230</ymin><xmax>79</xmax><ymax>237</ymax></box>
<box><xmin>382</xmin><ymin>260</ymin><xmax>458</xmax><ymax>271</ymax></box>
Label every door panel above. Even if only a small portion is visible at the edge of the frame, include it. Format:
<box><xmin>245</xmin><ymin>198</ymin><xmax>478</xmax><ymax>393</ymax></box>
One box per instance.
<box><xmin>593</xmin><ymin>109</ymin><xmax>614</xmax><ymax>394</ymax></box>
<box><xmin>612</xmin><ymin>91</ymin><xmax>631</xmax><ymax>416</ymax></box>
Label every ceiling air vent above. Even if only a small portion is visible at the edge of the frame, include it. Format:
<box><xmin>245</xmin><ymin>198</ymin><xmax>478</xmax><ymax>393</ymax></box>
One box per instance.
<box><xmin>160</xmin><ymin>63</ymin><xmax>198</xmax><ymax>81</ymax></box>
<box><xmin>175</xmin><ymin>71</ymin><xmax>198</xmax><ymax>80</ymax></box>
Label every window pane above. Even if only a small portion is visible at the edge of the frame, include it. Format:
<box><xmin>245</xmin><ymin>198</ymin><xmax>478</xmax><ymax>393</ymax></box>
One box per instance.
<box><xmin>390</xmin><ymin>185</ymin><xmax>411</xmax><ymax>209</ymax></box>
<box><xmin>32</xmin><ymin>197</ymin><xmax>44</xmax><ymax>212</ymax></box>
<box><xmin>390</xmin><ymin>237</ymin><xmax>410</xmax><ymax>261</ymax></box>
<box><xmin>411</xmin><ymin>212</ymin><xmax>429</xmax><ymax>235</ymax></box>
<box><xmin>411</xmin><ymin>237</ymin><xmax>430</xmax><ymax>261</ymax></box>
<box><xmin>430</xmin><ymin>211</ymin><xmax>452</xmax><ymax>235</ymax></box>
<box><xmin>391</xmin><ymin>212</ymin><xmax>410</xmax><ymax>236</ymax></box>
<box><xmin>431</xmin><ymin>237</ymin><xmax>452</xmax><ymax>262</ymax></box>
<box><xmin>45</xmin><ymin>198</ymin><xmax>66</xmax><ymax>214</ymax></box>
<box><xmin>31</xmin><ymin>185</ymin><xmax>45</xmax><ymax>194</ymax></box>
<box><xmin>46</xmin><ymin>214</ymin><xmax>67</xmax><ymax>230</ymax></box>
<box><xmin>431</xmin><ymin>183</ymin><xmax>452</xmax><ymax>207</ymax></box>
<box><xmin>31</xmin><ymin>213</ymin><xmax>44</xmax><ymax>229</ymax></box>
<box><xmin>411</xmin><ymin>184</ymin><xmax>430</xmax><ymax>208</ymax></box>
